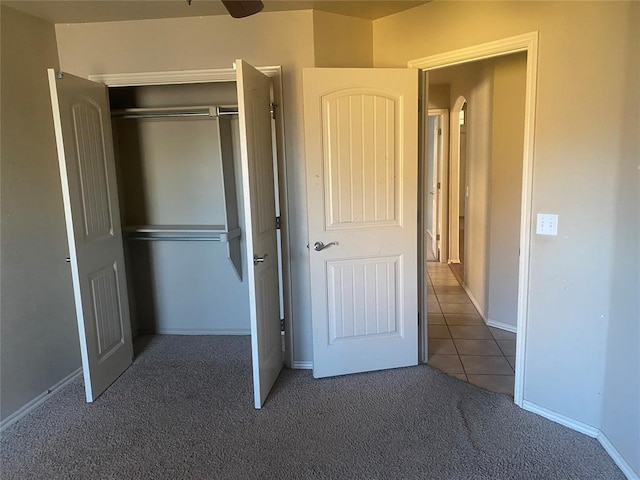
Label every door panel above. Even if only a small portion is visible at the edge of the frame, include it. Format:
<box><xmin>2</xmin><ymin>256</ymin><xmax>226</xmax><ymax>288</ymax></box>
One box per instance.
<box><xmin>304</xmin><ymin>68</ymin><xmax>419</xmax><ymax>378</ymax></box>
<box><xmin>48</xmin><ymin>69</ymin><xmax>133</xmax><ymax>402</ymax></box>
<box><xmin>236</xmin><ymin>60</ymin><xmax>282</xmax><ymax>409</ymax></box>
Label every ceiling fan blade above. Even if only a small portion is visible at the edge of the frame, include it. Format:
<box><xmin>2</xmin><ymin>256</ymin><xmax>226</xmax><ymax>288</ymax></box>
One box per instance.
<box><xmin>221</xmin><ymin>0</ymin><xmax>264</xmax><ymax>18</ymax></box>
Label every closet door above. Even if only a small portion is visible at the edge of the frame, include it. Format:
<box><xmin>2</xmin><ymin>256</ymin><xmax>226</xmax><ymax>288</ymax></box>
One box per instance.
<box><xmin>236</xmin><ymin>60</ymin><xmax>282</xmax><ymax>409</ymax></box>
<box><xmin>48</xmin><ymin>69</ymin><xmax>133</xmax><ymax>402</ymax></box>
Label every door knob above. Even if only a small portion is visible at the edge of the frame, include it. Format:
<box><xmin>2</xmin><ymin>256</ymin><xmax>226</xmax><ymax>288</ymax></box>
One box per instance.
<box><xmin>313</xmin><ymin>241</ymin><xmax>338</xmax><ymax>251</ymax></box>
<box><xmin>253</xmin><ymin>253</ymin><xmax>268</xmax><ymax>265</ymax></box>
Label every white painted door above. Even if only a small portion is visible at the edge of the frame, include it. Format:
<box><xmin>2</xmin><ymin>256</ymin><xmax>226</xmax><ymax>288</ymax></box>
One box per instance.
<box><xmin>47</xmin><ymin>69</ymin><xmax>133</xmax><ymax>402</ymax></box>
<box><xmin>236</xmin><ymin>60</ymin><xmax>282</xmax><ymax>408</ymax></box>
<box><xmin>304</xmin><ymin>68</ymin><xmax>419</xmax><ymax>378</ymax></box>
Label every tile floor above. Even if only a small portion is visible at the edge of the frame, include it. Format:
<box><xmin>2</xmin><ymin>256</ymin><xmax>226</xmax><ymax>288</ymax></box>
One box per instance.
<box><xmin>427</xmin><ymin>261</ymin><xmax>516</xmax><ymax>396</ymax></box>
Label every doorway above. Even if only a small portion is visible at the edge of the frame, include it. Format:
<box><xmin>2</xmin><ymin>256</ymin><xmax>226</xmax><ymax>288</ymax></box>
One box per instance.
<box><xmin>426</xmin><ymin>109</ymin><xmax>449</xmax><ymax>264</ymax></box>
<box><xmin>411</xmin><ymin>32</ymin><xmax>539</xmax><ymax>405</ymax></box>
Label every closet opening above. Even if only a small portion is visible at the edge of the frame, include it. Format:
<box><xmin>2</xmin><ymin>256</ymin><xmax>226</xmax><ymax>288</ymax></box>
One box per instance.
<box><xmin>49</xmin><ymin>63</ymin><xmax>287</xmax><ymax>408</ymax></box>
<box><xmin>108</xmin><ymin>82</ymin><xmax>261</xmax><ymax>337</ymax></box>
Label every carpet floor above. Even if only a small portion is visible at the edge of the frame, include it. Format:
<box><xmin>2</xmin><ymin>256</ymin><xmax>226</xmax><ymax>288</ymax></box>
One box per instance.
<box><xmin>0</xmin><ymin>335</ymin><xmax>624</xmax><ymax>479</ymax></box>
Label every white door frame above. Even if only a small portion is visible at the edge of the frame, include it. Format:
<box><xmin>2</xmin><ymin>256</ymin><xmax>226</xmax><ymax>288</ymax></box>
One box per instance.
<box><xmin>88</xmin><ymin>67</ymin><xmax>294</xmax><ymax>368</ymax></box>
<box><xmin>427</xmin><ymin>108</ymin><xmax>449</xmax><ymax>263</ymax></box>
<box><xmin>409</xmin><ymin>31</ymin><xmax>539</xmax><ymax>406</ymax></box>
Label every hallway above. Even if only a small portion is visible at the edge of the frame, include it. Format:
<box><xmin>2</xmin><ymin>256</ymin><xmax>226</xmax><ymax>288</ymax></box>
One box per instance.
<box><xmin>427</xmin><ymin>261</ymin><xmax>516</xmax><ymax>396</ymax></box>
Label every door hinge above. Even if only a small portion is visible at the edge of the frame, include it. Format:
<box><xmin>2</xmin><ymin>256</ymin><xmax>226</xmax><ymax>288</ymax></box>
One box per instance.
<box><xmin>437</xmin><ymin>182</ymin><xmax>441</xmax><ymax>190</ymax></box>
<box><xmin>270</xmin><ymin>103</ymin><xmax>277</xmax><ymax>120</ymax></box>
<box><xmin>275</xmin><ymin>216</ymin><xmax>281</xmax><ymax>229</ymax></box>
<box><xmin>436</xmin><ymin>234</ymin><xmax>441</xmax><ymax>241</ymax></box>
<box><xmin>280</xmin><ymin>318</ymin><xmax>285</xmax><ymax>332</ymax></box>
<box><xmin>437</xmin><ymin>127</ymin><xmax>442</xmax><ymax>136</ymax></box>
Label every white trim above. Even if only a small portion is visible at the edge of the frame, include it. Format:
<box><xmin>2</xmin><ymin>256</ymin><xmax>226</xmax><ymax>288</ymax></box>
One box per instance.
<box><xmin>409</xmin><ymin>31</ymin><xmax>539</xmax><ymax>407</ymax></box>
<box><xmin>88</xmin><ymin>66</ymin><xmax>282</xmax><ymax>86</ymax></box>
<box><xmin>598</xmin><ymin>431</ymin><xmax>640</xmax><ymax>480</ymax></box>
<box><xmin>525</xmin><ymin>399</ymin><xmax>640</xmax><ymax>479</ymax></box>
<box><xmin>408</xmin><ymin>32</ymin><xmax>536</xmax><ymax>70</ymax></box>
<box><xmin>486</xmin><ymin>319</ymin><xmax>518</xmax><ymax>334</ymax></box>
<box><xmin>522</xmin><ymin>400</ymin><xmax>599</xmax><ymax>437</ymax></box>
<box><xmin>292</xmin><ymin>361</ymin><xmax>313</xmax><ymax>370</ymax></box>
<box><xmin>137</xmin><ymin>328</ymin><xmax>251</xmax><ymax>336</ymax></box>
<box><xmin>0</xmin><ymin>368</ymin><xmax>82</xmax><ymax>433</ymax></box>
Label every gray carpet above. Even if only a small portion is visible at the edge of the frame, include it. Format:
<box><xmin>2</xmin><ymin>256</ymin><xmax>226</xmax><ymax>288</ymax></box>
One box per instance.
<box><xmin>0</xmin><ymin>335</ymin><xmax>624</xmax><ymax>479</ymax></box>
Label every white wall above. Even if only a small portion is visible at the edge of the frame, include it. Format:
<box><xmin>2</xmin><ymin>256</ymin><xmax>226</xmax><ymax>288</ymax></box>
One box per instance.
<box><xmin>0</xmin><ymin>6</ymin><xmax>80</xmax><ymax>422</ymax></box>
<box><xmin>374</xmin><ymin>1</ymin><xmax>639</xmax><ymax>473</ymax></box>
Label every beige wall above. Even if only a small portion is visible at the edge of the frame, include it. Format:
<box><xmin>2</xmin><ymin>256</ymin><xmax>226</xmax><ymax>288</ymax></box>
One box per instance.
<box><xmin>430</xmin><ymin>61</ymin><xmax>492</xmax><ymax>316</ymax></box>
<box><xmin>313</xmin><ymin>11</ymin><xmax>373</xmax><ymax>68</ymax></box>
<box><xmin>427</xmin><ymin>84</ymin><xmax>449</xmax><ymax>110</ymax></box>
<box><xmin>600</xmin><ymin>3</ymin><xmax>640</xmax><ymax>474</ymax></box>
<box><xmin>488</xmin><ymin>53</ymin><xmax>527</xmax><ymax>329</ymax></box>
<box><xmin>374</xmin><ymin>1</ymin><xmax>639</xmax><ymax>470</ymax></box>
<box><xmin>462</xmin><ymin>67</ymin><xmax>492</xmax><ymax>316</ymax></box>
<box><xmin>55</xmin><ymin>11</ymin><xmax>317</xmax><ymax>364</ymax></box>
<box><xmin>0</xmin><ymin>6</ymin><xmax>80</xmax><ymax>421</ymax></box>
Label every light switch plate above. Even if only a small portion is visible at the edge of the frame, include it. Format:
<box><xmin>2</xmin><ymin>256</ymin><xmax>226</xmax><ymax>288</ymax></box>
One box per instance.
<box><xmin>536</xmin><ymin>213</ymin><xmax>558</xmax><ymax>236</ymax></box>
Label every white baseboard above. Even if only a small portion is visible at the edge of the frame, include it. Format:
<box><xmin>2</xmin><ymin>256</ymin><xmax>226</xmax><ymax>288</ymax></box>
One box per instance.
<box><xmin>462</xmin><ymin>283</ymin><xmax>487</xmax><ymax>321</ymax></box>
<box><xmin>598</xmin><ymin>431</ymin><xmax>640</xmax><ymax>480</ymax></box>
<box><xmin>292</xmin><ymin>361</ymin><xmax>313</xmax><ymax>370</ymax></box>
<box><xmin>137</xmin><ymin>328</ymin><xmax>251</xmax><ymax>335</ymax></box>
<box><xmin>522</xmin><ymin>400</ymin><xmax>599</xmax><ymax>437</ymax></box>
<box><xmin>523</xmin><ymin>401</ymin><xmax>639</xmax><ymax>479</ymax></box>
<box><xmin>0</xmin><ymin>367</ymin><xmax>82</xmax><ymax>433</ymax></box>
<box><xmin>486</xmin><ymin>318</ymin><xmax>518</xmax><ymax>333</ymax></box>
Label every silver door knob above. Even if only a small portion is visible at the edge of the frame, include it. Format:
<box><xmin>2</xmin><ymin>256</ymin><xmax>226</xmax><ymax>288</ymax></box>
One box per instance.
<box><xmin>253</xmin><ymin>253</ymin><xmax>268</xmax><ymax>265</ymax></box>
<box><xmin>313</xmin><ymin>241</ymin><xmax>338</xmax><ymax>251</ymax></box>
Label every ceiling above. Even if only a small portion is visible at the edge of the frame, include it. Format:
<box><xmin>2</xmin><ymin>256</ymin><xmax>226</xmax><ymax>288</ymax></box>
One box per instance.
<box><xmin>3</xmin><ymin>0</ymin><xmax>429</xmax><ymax>24</ymax></box>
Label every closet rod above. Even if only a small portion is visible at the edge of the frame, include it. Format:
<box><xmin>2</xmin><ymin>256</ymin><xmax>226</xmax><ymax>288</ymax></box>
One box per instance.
<box><xmin>111</xmin><ymin>105</ymin><xmax>239</xmax><ymax>120</ymax></box>
<box><xmin>125</xmin><ymin>236</ymin><xmax>226</xmax><ymax>242</ymax></box>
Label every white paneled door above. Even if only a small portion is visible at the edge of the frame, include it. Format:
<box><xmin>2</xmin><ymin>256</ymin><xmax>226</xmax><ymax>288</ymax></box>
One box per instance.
<box><xmin>48</xmin><ymin>69</ymin><xmax>133</xmax><ymax>402</ymax></box>
<box><xmin>236</xmin><ymin>60</ymin><xmax>283</xmax><ymax>408</ymax></box>
<box><xmin>304</xmin><ymin>68</ymin><xmax>419</xmax><ymax>378</ymax></box>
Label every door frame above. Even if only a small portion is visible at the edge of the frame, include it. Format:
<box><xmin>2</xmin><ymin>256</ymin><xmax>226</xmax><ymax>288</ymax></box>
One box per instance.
<box><xmin>410</xmin><ymin>31</ymin><xmax>539</xmax><ymax>406</ymax></box>
<box><xmin>88</xmin><ymin>67</ymin><xmax>293</xmax><ymax>368</ymax></box>
<box><xmin>427</xmin><ymin>108</ymin><xmax>449</xmax><ymax>263</ymax></box>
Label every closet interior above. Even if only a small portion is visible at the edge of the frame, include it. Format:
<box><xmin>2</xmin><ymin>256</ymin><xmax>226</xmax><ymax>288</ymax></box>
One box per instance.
<box><xmin>109</xmin><ymin>82</ymin><xmax>251</xmax><ymax>336</ymax></box>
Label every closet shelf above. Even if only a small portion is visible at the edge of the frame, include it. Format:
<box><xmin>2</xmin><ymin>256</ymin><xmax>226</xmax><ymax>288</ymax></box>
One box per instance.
<box><xmin>111</xmin><ymin>105</ymin><xmax>239</xmax><ymax>120</ymax></box>
<box><xmin>123</xmin><ymin>225</ymin><xmax>241</xmax><ymax>242</ymax></box>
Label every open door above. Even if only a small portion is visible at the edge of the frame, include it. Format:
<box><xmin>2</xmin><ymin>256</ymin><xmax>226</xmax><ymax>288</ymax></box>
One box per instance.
<box><xmin>303</xmin><ymin>68</ymin><xmax>419</xmax><ymax>378</ymax></box>
<box><xmin>48</xmin><ymin>69</ymin><xmax>133</xmax><ymax>402</ymax></box>
<box><xmin>235</xmin><ymin>60</ymin><xmax>283</xmax><ymax>408</ymax></box>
